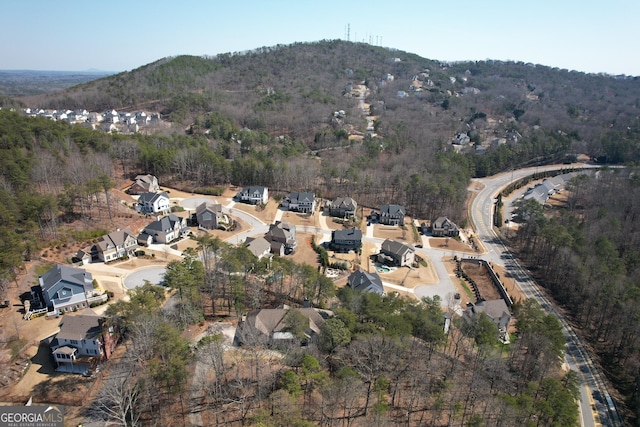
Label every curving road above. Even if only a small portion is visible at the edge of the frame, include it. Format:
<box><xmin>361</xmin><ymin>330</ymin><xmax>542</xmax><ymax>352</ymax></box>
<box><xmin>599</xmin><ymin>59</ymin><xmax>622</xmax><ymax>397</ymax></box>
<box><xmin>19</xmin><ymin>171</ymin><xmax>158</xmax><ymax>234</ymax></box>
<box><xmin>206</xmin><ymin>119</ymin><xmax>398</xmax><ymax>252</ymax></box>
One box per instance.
<box><xmin>471</xmin><ymin>164</ymin><xmax>622</xmax><ymax>427</ymax></box>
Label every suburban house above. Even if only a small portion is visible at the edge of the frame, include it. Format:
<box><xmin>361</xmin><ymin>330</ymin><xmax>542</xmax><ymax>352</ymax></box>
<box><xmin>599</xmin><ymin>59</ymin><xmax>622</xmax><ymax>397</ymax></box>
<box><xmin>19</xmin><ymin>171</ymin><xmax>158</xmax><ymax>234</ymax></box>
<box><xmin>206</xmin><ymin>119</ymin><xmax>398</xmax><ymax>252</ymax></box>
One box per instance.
<box><xmin>237</xmin><ymin>186</ymin><xmax>269</xmax><ymax>205</ymax></box>
<box><xmin>34</xmin><ymin>264</ymin><xmax>98</xmax><ymax>313</ymax></box>
<box><xmin>347</xmin><ymin>270</ymin><xmax>385</xmax><ymax>295</ymax></box>
<box><xmin>245</xmin><ymin>237</ymin><xmax>272</xmax><ymax>260</ymax></box>
<box><xmin>464</xmin><ymin>300</ymin><xmax>511</xmax><ymax>343</ymax></box>
<box><xmin>138</xmin><ymin>214</ymin><xmax>188</xmax><ymax>245</ymax></box>
<box><xmin>330</xmin><ymin>227</ymin><xmax>362</xmax><ymax>252</ymax></box>
<box><xmin>431</xmin><ymin>217</ymin><xmax>460</xmax><ymax>238</ymax></box>
<box><xmin>235</xmin><ymin>306</ymin><xmax>333</xmax><ymax>345</ymax></box>
<box><xmin>378</xmin><ymin>239</ymin><xmax>416</xmax><ymax>267</ymax></box>
<box><xmin>264</xmin><ymin>221</ymin><xmax>297</xmax><ymax>255</ymax></box>
<box><xmin>136</xmin><ymin>192</ymin><xmax>170</xmax><ymax>215</ymax></box>
<box><xmin>129</xmin><ymin>174</ymin><xmax>159</xmax><ymax>195</ymax></box>
<box><xmin>50</xmin><ymin>312</ymin><xmax>118</xmax><ymax>374</ymax></box>
<box><xmin>282</xmin><ymin>191</ymin><xmax>316</xmax><ymax>213</ymax></box>
<box><xmin>523</xmin><ymin>175</ymin><xmax>568</xmax><ymax>205</ymax></box>
<box><xmin>379</xmin><ymin>204</ymin><xmax>406</xmax><ymax>226</ymax></box>
<box><xmin>325</xmin><ymin>197</ymin><xmax>357</xmax><ymax>218</ymax></box>
<box><xmin>194</xmin><ymin>202</ymin><xmax>226</xmax><ymax>230</ymax></box>
<box><xmin>95</xmin><ymin>228</ymin><xmax>138</xmax><ymax>262</ymax></box>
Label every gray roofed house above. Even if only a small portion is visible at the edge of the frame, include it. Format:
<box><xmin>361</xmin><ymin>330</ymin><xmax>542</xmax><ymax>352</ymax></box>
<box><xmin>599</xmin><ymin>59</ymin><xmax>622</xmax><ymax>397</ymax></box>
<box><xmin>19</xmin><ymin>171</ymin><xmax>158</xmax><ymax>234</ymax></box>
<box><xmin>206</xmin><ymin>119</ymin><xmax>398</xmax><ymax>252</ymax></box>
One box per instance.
<box><xmin>330</xmin><ymin>227</ymin><xmax>362</xmax><ymax>252</ymax></box>
<box><xmin>136</xmin><ymin>191</ymin><xmax>170</xmax><ymax>215</ymax></box>
<box><xmin>431</xmin><ymin>217</ymin><xmax>460</xmax><ymax>237</ymax></box>
<box><xmin>237</xmin><ymin>186</ymin><xmax>269</xmax><ymax>205</ymax></box>
<box><xmin>235</xmin><ymin>306</ymin><xmax>333</xmax><ymax>345</ymax></box>
<box><xmin>282</xmin><ymin>191</ymin><xmax>316</xmax><ymax>213</ymax></box>
<box><xmin>194</xmin><ymin>202</ymin><xmax>224</xmax><ymax>230</ymax></box>
<box><xmin>245</xmin><ymin>236</ymin><xmax>272</xmax><ymax>260</ymax></box>
<box><xmin>51</xmin><ymin>312</ymin><xmax>118</xmax><ymax>374</ymax></box>
<box><xmin>129</xmin><ymin>174</ymin><xmax>159</xmax><ymax>195</ymax></box>
<box><xmin>37</xmin><ymin>264</ymin><xmax>96</xmax><ymax>312</ymax></box>
<box><xmin>140</xmin><ymin>214</ymin><xmax>188</xmax><ymax>244</ymax></box>
<box><xmin>95</xmin><ymin>228</ymin><xmax>138</xmax><ymax>262</ymax></box>
<box><xmin>347</xmin><ymin>270</ymin><xmax>385</xmax><ymax>295</ymax></box>
<box><xmin>378</xmin><ymin>239</ymin><xmax>415</xmax><ymax>267</ymax></box>
<box><xmin>464</xmin><ymin>299</ymin><xmax>511</xmax><ymax>343</ymax></box>
<box><xmin>379</xmin><ymin>204</ymin><xmax>405</xmax><ymax>226</ymax></box>
<box><xmin>264</xmin><ymin>221</ymin><xmax>297</xmax><ymax>254</ymax></box>
<box><xmin>325</xmin><ymin>196</ymin><xmax>357</xmax><ymax>218</ymax></box>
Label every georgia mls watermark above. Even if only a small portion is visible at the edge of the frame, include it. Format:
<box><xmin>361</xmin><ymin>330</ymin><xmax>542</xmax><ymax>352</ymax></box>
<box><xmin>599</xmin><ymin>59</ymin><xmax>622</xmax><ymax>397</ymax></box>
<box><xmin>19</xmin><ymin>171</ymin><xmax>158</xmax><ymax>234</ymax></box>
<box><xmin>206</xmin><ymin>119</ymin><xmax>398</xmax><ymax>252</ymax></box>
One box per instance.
<box><xmin>0</xmin><ymin>405</ymin><xmax>64</xmax><ymax>427</ymax></box>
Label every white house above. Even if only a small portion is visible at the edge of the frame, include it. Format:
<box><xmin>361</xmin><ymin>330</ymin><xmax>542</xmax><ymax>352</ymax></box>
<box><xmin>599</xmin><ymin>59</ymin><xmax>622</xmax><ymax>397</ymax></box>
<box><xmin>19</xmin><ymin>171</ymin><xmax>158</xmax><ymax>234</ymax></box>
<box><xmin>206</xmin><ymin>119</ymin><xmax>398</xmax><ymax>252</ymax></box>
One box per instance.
<box><xmin>136</xmin><ymin>192</ymin><xmax>170</xmax><ymax>215</ymax></box>
<box><xmin>237</xmin><ymin>186</ymin><xmax>269</xmax><ymax>205</ymax></box>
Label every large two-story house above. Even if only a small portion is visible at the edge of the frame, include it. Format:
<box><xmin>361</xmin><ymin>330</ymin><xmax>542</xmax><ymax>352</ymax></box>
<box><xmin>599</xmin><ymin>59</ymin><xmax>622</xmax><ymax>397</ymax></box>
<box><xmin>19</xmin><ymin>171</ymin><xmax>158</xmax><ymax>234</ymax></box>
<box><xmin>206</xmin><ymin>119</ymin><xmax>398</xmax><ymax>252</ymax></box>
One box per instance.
<box><xmin>135</xmin><ymin>192</ymin><xmax>170</xmax><ymax>215</ymax></box>
<box><xmin>378</xmin><ymin>239</ymin><xmax>415</xmax><ymax>267</ymax></box>
<box><xmin>325</xmin><ymin>197</ymin><xmax>357</xmax><ymax>218</ymax></box>
<box><xmin>35</xmin><ymin>264</ymin><xmax>97</xmax><ymax>312</ymax></box>
<box><xmin>464</xmin><ymin>300</ymin><xmax>511</xmax><ymax>343</ymax></box>
<box><xmin>347</xmin><ymin>270</ymin><xmax>385</xmax><ymax>295</ymax></box>
<box><xmin>138</xmin><ymin>214</ymin><xmax>188</xmax><ymax>245</ymax></box>
<box><xmin>431</xmin><ymin>216</ymin><xmax>460</xmax><ymax>237</ymax></box>
<box><xmin>282</xmin><ymin>192</ymin><xmax>316</xmax><ymax>213</ymax></box>
<box><xmin>379</xmin><ymin>204</ymin><xmax>406</xmax><ymax>226</ymax></box>
<box><xmin>237</xmin><ymin>186</ymin><xmax>269</xmax><ymax>205</ymax></box>
<box><xmin>129</xmin><ymin>174</ymin><xmax>159</xmax><ymax>195</ymax></box>
<box><xmin>51</xmin><ymin>312</ymin><xmax>118</xmax><ymax>374</ymax></box>
<box><xmin>264</xmin><ymin>221</ymin><xmax>297</xmax><ymax>255</ymax></box>
<box><xmin>194</xmin><ymin>202</ymin><xmax>226</xmax><ymax>230</ymax></box>
<box><xmin>330</xmin><ymin>227</ymin><xmax>362</xmax><ymax>252</ymax></box>
<box><xmin>95</xmin><ymin>228</ymin><xmax>138</xmax><ymax>262</ymax></box>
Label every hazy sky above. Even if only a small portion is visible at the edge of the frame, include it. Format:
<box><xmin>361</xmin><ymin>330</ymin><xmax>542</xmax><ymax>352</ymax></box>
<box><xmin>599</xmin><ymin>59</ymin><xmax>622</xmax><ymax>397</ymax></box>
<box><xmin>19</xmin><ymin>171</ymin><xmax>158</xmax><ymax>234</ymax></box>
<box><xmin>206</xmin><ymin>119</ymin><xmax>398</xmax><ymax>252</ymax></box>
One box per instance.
<box><xmin>2</xmin><ymin>0</ymin><xmax>638</xmax><ymax>76</ymax></box>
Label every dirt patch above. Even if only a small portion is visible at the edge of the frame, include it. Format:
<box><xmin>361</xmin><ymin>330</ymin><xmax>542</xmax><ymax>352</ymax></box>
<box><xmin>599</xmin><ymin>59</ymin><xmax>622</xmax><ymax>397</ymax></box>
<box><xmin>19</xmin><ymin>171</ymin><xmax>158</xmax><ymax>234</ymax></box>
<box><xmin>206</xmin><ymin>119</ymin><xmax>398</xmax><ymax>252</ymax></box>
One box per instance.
<box><xmin>280</xmin><ymin>210</ymin><xmax>320</xmax><ymax>228</ymax></box>
<box><xmin>460</xmin><ymin>261</ymin><xmax>502</xmax><ymax>301</ymax></box>
<box><xmin>294</xmin><ymin>232</ymin><xmax>323</xmax><ymax>267</ymax></box>
<box><xmin>372</xmin><ymin>223</ymin><xmax>412</xmax><ymax>242</ymax></box>
<box><xmin>428</xmin><ymin>237</ymin><xmax>477</xmax><ymax>254</ymax></box>
<box><xmin>232</xmin><ymin>199</ymin><xmax>279</xmax><ymax>224</ymax></box>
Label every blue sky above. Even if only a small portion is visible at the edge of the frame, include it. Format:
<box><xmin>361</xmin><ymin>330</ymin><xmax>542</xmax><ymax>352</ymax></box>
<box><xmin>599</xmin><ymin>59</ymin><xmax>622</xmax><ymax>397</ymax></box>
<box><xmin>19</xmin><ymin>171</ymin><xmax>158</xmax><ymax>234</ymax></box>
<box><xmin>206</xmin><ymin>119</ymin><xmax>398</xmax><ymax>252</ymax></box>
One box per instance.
<box><xmin>2</xmin><ymin>0</ymin><xmax>638</xmax><ymax>76</ymax></box>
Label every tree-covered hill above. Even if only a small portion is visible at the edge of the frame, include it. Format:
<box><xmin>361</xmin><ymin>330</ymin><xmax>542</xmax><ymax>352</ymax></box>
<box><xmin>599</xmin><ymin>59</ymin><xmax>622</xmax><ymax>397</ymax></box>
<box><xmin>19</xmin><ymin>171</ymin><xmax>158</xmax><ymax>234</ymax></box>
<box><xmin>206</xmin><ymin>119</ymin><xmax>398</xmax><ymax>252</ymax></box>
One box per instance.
<box><xmin>18</xmin><ymin>40</ymin><xmax>640</xmax><ymax>171</ymax></box>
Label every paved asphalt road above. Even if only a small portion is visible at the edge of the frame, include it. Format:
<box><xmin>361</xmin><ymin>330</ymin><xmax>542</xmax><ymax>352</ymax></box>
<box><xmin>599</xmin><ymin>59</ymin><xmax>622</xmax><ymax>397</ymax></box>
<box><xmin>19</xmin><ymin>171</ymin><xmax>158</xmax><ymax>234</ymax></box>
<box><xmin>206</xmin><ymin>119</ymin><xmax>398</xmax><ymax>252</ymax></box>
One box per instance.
<box><xmin>471</xmin><ymin>163</ymin><xmax>622</xmax><ymax>427</ymax></box>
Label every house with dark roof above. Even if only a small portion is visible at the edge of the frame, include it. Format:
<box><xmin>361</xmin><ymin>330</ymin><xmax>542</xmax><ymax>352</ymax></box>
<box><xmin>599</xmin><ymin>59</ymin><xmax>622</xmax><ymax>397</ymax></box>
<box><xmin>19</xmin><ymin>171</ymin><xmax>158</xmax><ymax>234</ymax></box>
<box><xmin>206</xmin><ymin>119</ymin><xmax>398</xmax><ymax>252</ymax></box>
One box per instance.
<box><xmin>50</xmin><ymin>312</ymin><xmax>118</xmax><ymax>374</ymax></box>
<box><xmin>35</xmin><ymin>264</ymin><xmax>96</xmax><ymax>312</ymax></box>
<box><xmin>431</xmin><ymin>217</ymin><xmax>460</xmax><ymax>237</ymax></box>
<box><xmin>282</xmin><ymin>192</ymin><xmax>316</xmax><ymax>213</ymax></box>
<box><xmin>378</xmin><ymin>239</ymin><xmax>415</xmax><ymax>267</ymax></box>
<box><xmin>235</xmin><ymin>306</ymin><xmax>333</xmax><ymax>346</ymax></box>
<box><xmin>325</xmin><ymin>197</ymin><xmax>357</xmax><ymax>218</ymax></box>
<box><xmin>237</xmin><ymin>186</ymin><xmax>269</xmax><ymax>205</ymax></box>
<box><xmin>264</xmin><ymin>221</ymin><xmax>297</xmax><ymax>254</ymax></box>
<box><xmin>330</xmin><ymin>227</ymin><xmax>362</xmax><ymax>252</ymax></box>
<box><xmin>138</xmin><ymin>214</ymin><xmax>188</xmax><ymax>244</ymax></box>
<box><xmin>464</xmin><ymin>299</ymin><xmax>511</xmax><ymax>343</ymax></box>
<box><xmin>95</xmin><ymin>228</ymin><xmax>138</xmax><ymax>262</ymax></box>
<box><xmin>194</xmin><ymin>202</ymin><xmax>225</xmax><ymax>230</ymax></box>
<box><xmin>135</xmin><ymin>191</ymin><xmax>170</xmax><ymax>215</ymax></box>
<box><xmin>129</xmin><ymin>174</ymin><xmax>159</xmax><ymax>195</ymax></box>
<box><xmin>347</xmin><ymin>270</ymin><xmax>385</xmax><ymax>295</ymax></box>
<box><xmin>379</xmin><ymin>204</ymin><xmax>405</xmax><ymax>226</ymax></box>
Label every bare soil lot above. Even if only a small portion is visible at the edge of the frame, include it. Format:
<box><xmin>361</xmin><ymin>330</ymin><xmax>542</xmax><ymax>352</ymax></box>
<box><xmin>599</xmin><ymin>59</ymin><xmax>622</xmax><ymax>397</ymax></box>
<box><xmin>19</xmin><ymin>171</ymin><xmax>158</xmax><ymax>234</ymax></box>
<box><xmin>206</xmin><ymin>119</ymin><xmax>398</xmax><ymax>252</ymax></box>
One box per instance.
<box><xmin>280</xmin><ymin>209</ymin><xmax>321</xmax><ymax>228</ymax></box>
<box><xmin>232</xmin><ymin>199</ymin><xmax>280</xmax><ymax>225</ymax></box>
<box><xmin>373</xmin><ymin>224</ymin><xmax>413</xmax><ymax>242</ymax></box>
<box><xmin>428</xmin><ymin>237</ymin><xmax>477</xmax><ymax>254</ymax></box>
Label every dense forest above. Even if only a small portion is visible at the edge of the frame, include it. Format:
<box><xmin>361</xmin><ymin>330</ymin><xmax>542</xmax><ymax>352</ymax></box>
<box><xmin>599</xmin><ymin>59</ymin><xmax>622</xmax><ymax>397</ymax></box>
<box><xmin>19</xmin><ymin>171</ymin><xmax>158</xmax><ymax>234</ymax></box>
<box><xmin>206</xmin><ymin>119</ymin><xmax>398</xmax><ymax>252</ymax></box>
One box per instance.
<box><xmin>2</xmin><ymin>40</ymin><xmax>640</xmax><ymax>425</ymax></box>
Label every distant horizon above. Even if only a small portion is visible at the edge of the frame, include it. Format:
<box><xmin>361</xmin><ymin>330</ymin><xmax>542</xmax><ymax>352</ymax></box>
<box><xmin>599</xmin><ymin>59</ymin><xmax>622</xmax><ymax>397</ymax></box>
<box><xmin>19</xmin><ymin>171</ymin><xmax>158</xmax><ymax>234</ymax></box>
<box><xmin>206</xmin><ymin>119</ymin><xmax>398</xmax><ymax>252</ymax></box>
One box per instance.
<box><xmin>1</xmin><ymin>42</ymin><xmax>637</xmax><ymax>78</ymax></box>
<box><xmin>2</xmin><ymin>1</ymin><xmax>639</xmax><ymax>76</ymax></box>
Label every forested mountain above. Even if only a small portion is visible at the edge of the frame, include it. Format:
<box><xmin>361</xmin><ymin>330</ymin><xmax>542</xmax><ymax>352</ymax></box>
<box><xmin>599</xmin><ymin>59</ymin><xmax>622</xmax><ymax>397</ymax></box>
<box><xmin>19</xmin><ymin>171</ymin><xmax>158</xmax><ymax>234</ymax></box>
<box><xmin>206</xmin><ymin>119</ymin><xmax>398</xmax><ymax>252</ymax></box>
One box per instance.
<box><xmin>2</xmin><ymin>40</ymin><xmax>640</xmax><ymax>425</ymax></box>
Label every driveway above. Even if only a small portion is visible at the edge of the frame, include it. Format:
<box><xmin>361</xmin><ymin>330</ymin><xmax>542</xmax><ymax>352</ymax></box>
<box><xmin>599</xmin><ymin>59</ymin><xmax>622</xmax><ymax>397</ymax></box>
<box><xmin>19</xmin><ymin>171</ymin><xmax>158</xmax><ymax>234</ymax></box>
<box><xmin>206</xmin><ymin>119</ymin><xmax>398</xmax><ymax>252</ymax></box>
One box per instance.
<box><xmin>123</xmin><ymin>266</ymin><xmax>166</xmax><ymax>289</ymax></box>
